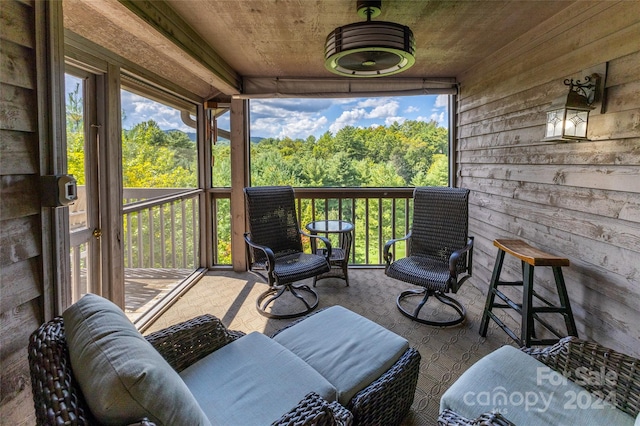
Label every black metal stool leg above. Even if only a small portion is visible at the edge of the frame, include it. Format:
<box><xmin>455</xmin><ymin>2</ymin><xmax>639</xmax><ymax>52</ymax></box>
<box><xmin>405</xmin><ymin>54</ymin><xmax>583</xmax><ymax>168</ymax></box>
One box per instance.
<box><xmin>521</xmin><ymin>263</ymin><xmax>535</xmax><ymax>347</ymax></box>
<box><xmin>480</xmin><ymin>249</ymin><xmax>505</xmax><ymax>336</ymax></box>
<box><xmin>552</xmin><ymin>266</ymin><xmax>578</xmax><ymax>337</ymax></box>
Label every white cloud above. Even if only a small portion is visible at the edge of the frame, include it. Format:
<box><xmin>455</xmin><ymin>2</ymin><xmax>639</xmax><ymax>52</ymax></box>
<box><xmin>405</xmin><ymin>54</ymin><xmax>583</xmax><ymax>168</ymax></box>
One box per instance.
<box><xmin>429</xmin><ymin>112</ymin><xmax>447</xmax><ymax>126</ymax></box>
<box><xmin>251</xmin><ymin>117</ymin><xmax>282</xmax><ymax>137</ymax></box>
<box><xmin>385</xmin><ymin>116</ymin><xmax>406</xmax><ymax>126</ymax></box>
<box><xmin>121</xmin><ymin>91</ymin><xmax>194</xmax><ymax>132</ymax></box>
<box><xmin>357</xmin><ymin>98</ymin><xmax>390</xmax><ymax>108</ymax></box>
<box><xmin>434</xmin><ymin>94</ymin><xmax>448</xmax><ymax>108</ymax></box>
<box><xmin>329</xmin><ymin>108</ymin><xmax>367</xmax><ymax>134</ymax></box>
<box><xmin>366</xmin><ymin>101</ymin><xmax>399</xmax><ymax>119</ymax></box>
<box><xmin>404</xmin><ymin>105</ymin><xmax>419</xmax><ymax>113</ymax></box>
<box><xmin>251</xmin><ymin>108</ymin><xmax>330</xmax><ymax>139</ymax></box>
<box><xmin>249</xmin><ymin>99</ymin><xmax>336</xmax><ymax>139</ymax></box>
<box><xmin>278</xmin><ymin>115</ymin><xmax>328</xmax><ymax>139</ymax></box>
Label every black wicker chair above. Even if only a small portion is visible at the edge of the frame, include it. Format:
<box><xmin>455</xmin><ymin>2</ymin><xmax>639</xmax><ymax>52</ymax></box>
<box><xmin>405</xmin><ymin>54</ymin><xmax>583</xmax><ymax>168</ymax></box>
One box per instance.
<box><xmin>384</xmin><ymin>187</ymin><xmax>474</xmax><ymax>326</ymax></box>
<box><xmin>244</xmin><ymin>186</ymin><xmax>332</xmax><ymax>319</ymax></box>
<box><xmin>28</xmin><ymin>314</ymin><xmax>353</xmax><ymax>426</ymax></box>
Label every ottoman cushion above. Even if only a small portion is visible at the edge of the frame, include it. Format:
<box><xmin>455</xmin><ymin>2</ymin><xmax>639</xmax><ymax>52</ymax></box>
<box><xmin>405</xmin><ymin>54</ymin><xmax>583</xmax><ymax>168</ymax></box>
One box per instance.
<box><xmin>273</xmin><ymin>305</ymin><xmax>409</xmax><ymax>405</ymax></box>
<box><xmin>180</xmin><ymin>331</ymin><xmax>337</xmax><ymax>426</ymax></box>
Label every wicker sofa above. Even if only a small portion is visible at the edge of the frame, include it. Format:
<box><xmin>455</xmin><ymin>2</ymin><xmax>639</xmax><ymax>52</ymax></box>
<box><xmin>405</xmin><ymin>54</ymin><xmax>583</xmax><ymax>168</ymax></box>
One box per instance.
<box><xmin>29</xmin><ymin>294</ymin><xmax>419</xmax><ymax>426</ymax></box>
<box><xmin>438</xmin><ymin>337</ymin><xmax>640</xmax><ymax>426</ymax></box>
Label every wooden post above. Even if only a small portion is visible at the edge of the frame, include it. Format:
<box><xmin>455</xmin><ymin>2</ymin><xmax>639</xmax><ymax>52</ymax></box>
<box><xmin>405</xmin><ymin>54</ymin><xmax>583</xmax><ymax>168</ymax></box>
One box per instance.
<box><xmin>100</xmin><ymin>65</ymin><xmax>125</xmax><ymax>307</ymax></box>
<box><xmin>230</xmin><ymin>98</ymin><xmax>249</xmax><ymax>271</ymax></box>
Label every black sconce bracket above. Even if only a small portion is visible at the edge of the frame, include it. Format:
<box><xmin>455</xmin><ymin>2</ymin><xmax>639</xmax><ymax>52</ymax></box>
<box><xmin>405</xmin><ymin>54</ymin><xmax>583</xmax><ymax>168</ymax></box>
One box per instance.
<box><xmin>564</xmin><ymin>74</ymin><xmax>601</xmax><ymax>106</ymax></box>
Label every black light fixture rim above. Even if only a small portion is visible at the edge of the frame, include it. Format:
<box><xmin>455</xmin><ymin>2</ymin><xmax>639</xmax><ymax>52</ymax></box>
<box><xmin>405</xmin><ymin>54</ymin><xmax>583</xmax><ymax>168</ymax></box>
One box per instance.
<box><xmin>324</xmin><ymin>48</ymin><xmax>416</xmax><ymax>77</ymax></box>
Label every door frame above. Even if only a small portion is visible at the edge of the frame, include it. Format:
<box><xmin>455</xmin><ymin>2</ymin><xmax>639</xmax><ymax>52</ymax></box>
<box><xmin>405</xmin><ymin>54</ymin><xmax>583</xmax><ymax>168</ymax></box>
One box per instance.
<box><xmin>63</xmin><ymin>54</ymin><xmax>125</xmax><ymax>308</ymax></box>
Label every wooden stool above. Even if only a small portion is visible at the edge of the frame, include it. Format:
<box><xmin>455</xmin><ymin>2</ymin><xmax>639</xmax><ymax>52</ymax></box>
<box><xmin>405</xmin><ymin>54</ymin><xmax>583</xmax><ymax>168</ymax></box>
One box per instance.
<box><xmin>479</xmin><ymin>239</ymin><xmax>578</xmax><ymax>347</ymax></box>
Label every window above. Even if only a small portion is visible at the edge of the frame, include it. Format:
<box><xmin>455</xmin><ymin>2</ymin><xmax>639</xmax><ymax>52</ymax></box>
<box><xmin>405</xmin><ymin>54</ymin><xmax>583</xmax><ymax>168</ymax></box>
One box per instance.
<box><xmin>248</xmin><ymin>95</ymin><xmax>449</xmax><ymax>187</ymax></box>
<box><xmin>119</xmin><ymin>83</ymin><xmax>201</xmax><ymax>322</ymax></box>
<box><xmin>211</xmin><ymin>108</ymin><xmax>231</xmax><ymax>187</ymax></box>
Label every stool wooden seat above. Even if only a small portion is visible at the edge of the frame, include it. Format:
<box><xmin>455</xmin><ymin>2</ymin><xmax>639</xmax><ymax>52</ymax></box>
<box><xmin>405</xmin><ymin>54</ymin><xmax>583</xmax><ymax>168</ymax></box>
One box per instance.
<box><xmin>479</xmin><ymin>239</ymin><xmax>578</xmax><ymax>347</ymax></box>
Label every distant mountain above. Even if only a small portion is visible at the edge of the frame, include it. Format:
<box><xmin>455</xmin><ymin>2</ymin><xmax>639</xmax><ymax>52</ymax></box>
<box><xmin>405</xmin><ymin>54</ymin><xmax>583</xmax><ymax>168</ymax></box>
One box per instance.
<box><xmin>212</xmin><ymin>136</ymin><xmax>263</xmax><ymax>144</ymax></box>
<box><xmin>165</xmin><ymin>129</ymin><xmax>196</xmax><ymax>142</ymax></box>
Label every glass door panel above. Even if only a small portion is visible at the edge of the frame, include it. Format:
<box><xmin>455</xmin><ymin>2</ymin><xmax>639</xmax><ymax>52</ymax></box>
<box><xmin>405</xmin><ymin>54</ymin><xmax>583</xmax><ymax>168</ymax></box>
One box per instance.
<box><xmin>65</xmin><ymin>71</ymin><xmax>101</xmax><ymax>302</ymax></box>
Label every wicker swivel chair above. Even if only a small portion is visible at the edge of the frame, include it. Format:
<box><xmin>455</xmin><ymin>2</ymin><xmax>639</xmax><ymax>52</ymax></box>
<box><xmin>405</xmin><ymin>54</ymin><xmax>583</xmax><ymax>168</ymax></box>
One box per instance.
<box><xmin>244</xmin><ymin>186</ymin><xmax>332</xmax><ymax>319</ymax></box>
<box><xmin>384</xmin><ymin>187</ymin><xmax>474</xmax><ymax>326</ymax></box>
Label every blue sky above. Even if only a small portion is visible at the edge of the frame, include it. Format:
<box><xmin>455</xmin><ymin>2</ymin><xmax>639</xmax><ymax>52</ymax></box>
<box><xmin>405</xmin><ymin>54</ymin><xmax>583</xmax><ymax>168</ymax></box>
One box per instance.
<box><xmin>67</xmin><ymin>75</ymin><xmax>448</xmax><ymax>139</ymax></box>
<box><xmin>247</xmin><ymin>95</ymin><xmax>448</xmax><ymax>139</ymax></box>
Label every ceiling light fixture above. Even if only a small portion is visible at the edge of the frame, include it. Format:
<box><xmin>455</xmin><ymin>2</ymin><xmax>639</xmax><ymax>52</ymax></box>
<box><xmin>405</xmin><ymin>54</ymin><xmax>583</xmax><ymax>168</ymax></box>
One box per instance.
<box><xmin>324</xmin><ymin>0</ymin><xmax>415</xmax><ymax>78</ymax></box>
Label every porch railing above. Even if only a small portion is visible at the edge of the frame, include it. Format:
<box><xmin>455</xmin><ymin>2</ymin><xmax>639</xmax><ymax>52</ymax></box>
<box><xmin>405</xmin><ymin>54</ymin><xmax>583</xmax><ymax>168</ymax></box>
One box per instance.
<box><xmin>210</xmin><ymin>187</ymin><xmax>415</xmax><ymax>266</ymax></box>
<box><xmin>73</xmin><ymin>187</ymin><xmax>415</xmax><ymax>271</ymax></box>
<box><xmin>123</xmin><ymin>188</ymin><xmax>200</xmax><ymax>269</ymax></box>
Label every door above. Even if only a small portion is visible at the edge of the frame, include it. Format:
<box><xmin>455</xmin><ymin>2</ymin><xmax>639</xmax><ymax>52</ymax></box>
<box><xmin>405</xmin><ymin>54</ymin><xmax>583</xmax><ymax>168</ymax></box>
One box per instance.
<box><xmin>65</xmin><ymin>69</ymin><xmax>101</xmax><ymax>302</ymax></box>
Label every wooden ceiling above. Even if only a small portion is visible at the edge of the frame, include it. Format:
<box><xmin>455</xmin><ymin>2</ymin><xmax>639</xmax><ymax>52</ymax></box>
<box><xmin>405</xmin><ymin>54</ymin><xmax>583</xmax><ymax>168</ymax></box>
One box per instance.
<box><xmin>63</xmin><ymin>0</ymin><xmax>573</xmax><ymax>99</ymax></box>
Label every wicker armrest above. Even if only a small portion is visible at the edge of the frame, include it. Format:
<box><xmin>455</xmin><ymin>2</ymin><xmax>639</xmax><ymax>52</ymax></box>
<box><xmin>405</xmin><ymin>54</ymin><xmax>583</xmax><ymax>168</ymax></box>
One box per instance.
<box><xmin>301</xmin><ymin>230</ymin><xmax>333</xmax><ymax>259</ymax></box>
<box><xmin>449</xmin><ymin>236</ymin><xmax>474</xmax><ymax>274</ymax></box>
<box><xmin>438</xmin><ymin>409</ymin><xmax>515</xmax><ymax>426</ymax></box>
<box><xmin>145</xmin><ymin>314</ymin><xmax>245</xmax><ymax>372</ymax></box>
<box><xmin>521</xmin><ymin>336</ymin><xmax>640</xmax><ymax>418</ymax></box>
<box><xmin>272</xmin><ymin>392</ymin><xmax>353</xmax><ymax>426</ymax></box>
<box><xmin>383</xmin><ymin>230</ymin><xmax>412</xmax><ymax>265</ymax></box>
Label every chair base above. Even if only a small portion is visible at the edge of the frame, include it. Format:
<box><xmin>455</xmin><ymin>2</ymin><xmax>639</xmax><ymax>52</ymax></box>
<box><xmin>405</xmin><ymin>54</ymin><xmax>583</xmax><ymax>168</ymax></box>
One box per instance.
<box><xmin>256</xmin><ymin>283</ymin><xmax>319</xmax><ymax>319</ymax></box>
<box><xmin>397</xmin><ymin>288</ymin><xmax>466</xmax><ymax>326</ymax></box>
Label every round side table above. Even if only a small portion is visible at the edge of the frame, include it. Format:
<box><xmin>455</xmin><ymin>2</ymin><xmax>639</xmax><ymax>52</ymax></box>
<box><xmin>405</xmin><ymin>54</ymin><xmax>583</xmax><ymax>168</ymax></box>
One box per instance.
<box><xmin>305</xmin><ymin>220</ymin><xmax>354</xmax><ymax>286</ymax></box>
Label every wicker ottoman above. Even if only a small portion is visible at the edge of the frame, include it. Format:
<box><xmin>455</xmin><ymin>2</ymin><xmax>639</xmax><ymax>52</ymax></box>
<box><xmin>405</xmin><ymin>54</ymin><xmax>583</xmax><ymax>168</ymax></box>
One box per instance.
<box><xmin>273</xmin><ymin>305</ymin><xmax>421</xmax><ymax>426</ymax></box>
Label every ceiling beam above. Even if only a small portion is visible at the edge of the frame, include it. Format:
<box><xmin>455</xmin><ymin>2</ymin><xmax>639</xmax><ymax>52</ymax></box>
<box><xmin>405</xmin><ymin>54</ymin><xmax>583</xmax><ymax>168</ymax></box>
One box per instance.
<box><xmin>118</xmin><ymin>0</ymin><xmax>241</xmax><ymax>95</ymax></box>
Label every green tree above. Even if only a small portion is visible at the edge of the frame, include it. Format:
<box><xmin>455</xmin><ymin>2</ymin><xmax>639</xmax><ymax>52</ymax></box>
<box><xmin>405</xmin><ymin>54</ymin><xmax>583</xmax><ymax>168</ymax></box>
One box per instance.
<box><xmin>412</xmin><ymin>154</ymin><xmax>449</xmax><ymax>187</ymax></box>
<box><xmin>122</xmin><ymin>120</ymin><xmax>197</xmax><ymax>188</ymax></box>
<box><xmin>66</xmin><ymin>82</ymin><xmax>86</xmax><ymax>184</ymax></box>
<box><xmin>66</xmin><ymin>83</ymin><xmax>83</xmax><ymax>134</ymax></box>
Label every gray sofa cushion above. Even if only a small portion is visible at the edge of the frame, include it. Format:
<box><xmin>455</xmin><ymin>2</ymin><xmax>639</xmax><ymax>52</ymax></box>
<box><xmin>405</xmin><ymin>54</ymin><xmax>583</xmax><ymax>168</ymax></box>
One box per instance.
<box><xmin>180</xmin><ymin>331</ymin><xmax>337</xmax><ymax>426</ymax></box>
<box><xmin>63</xmin><ymin>294</ymin><xmax>210</xmax><ymax>426</ymax></box>
<box><xmin>273</xmin><ymin>305</ymin><xmax>410</xmax><ymax>405</ymax></box>
<box><xmin>440</xmin><ymin>345</ymin><xmax>635</xmax><ymax>426</ymax></box>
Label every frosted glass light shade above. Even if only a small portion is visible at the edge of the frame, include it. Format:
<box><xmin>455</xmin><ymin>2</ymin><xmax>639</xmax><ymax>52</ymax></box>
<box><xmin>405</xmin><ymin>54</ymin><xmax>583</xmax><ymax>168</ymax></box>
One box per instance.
<box><xmin>544</xmin><ymin>90</ymin><xmax>593</xmax><ymax>141</ymax></box>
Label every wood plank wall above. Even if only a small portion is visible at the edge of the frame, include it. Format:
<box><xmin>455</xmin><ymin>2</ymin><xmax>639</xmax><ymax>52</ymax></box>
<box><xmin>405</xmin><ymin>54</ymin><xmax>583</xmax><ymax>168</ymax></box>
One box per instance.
<box><xmin>0</xmin><ymin>0</ymin><xmax>43</xmax><ymax>423</ymax></box>
<box><xmin>457</xmin><ymin>1</ymin><xmax>640</xmax><ymax>357</ymax></box>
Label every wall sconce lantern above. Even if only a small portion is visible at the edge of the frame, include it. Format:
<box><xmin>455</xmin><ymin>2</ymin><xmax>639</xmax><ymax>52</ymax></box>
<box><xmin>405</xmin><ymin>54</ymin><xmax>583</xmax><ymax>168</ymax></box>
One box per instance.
<box><xmin>544</xmin><ymin>73</ymin><xmax>602</xmax><ymax>141</ymax></box>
